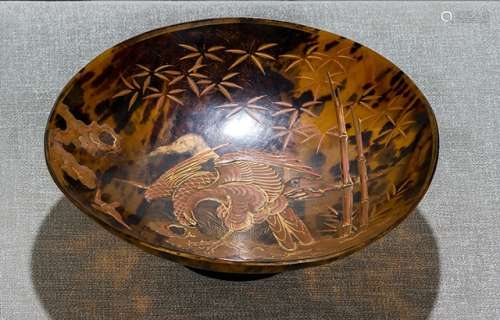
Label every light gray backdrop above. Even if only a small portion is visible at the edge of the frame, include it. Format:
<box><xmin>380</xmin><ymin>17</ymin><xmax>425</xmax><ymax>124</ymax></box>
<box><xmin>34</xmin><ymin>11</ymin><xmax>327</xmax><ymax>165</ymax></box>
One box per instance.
<box><xmin>0</xmin><ymin>1</ymin><xmax>498</xmax><ymax>319</ymax></box>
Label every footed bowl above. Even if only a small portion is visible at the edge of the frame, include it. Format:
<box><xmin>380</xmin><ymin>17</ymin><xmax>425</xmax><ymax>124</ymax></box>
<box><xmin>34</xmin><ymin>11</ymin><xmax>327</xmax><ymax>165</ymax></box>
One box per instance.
<box><xmin>45</xmin><ymin>18</ymin><xmax>438</xmax><ymax>274</ymax></box>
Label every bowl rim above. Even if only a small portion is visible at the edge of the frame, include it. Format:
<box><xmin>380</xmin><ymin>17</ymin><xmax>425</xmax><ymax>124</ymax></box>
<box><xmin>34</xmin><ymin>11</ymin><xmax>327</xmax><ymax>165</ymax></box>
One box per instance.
<box><xmin>44</xmin><ymin>17</ymin><xmax>440</xmax><ymax>273</ymax></box>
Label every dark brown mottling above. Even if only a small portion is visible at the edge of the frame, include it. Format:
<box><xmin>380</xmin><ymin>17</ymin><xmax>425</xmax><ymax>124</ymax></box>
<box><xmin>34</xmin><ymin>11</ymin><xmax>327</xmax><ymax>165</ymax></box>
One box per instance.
<box><xmin>45</xmin><ymin>18</ymin><xmax>438</xmax><ymax>273</ymax></box>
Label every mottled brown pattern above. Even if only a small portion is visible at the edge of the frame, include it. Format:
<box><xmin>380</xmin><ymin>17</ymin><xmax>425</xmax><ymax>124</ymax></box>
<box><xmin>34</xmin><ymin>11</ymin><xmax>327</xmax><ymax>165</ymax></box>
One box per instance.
<box><xmin>44</xmin><ymin>18</ymin><xmax>438</xmax><ymax>273</ymax></box>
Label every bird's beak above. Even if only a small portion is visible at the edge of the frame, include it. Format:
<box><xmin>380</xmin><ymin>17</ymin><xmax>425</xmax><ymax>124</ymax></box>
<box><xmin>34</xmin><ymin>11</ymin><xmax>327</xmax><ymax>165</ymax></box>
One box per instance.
<box><xmin>319</xmin><ymin>182</ymin><xmax>343</xmax><ymax>192</ymax></box>
<box><xmin>148</xmin><ymin>145</ymin><xmax>175</xmax><ymax>157</ymax></box>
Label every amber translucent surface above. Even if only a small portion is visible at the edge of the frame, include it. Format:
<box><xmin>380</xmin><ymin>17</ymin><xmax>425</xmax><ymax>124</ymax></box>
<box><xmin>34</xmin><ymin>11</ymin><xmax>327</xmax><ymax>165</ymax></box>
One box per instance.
<box><xmin>45</xmin><ymin>18</ymin><xmax>438</xmax><ymax>273</ymax></box>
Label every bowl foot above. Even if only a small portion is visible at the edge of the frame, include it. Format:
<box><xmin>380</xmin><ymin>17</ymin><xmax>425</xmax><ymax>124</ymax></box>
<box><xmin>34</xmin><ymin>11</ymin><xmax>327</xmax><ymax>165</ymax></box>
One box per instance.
<box><xmin>186</xmin><ymin>267</ymin><xmax>278</xmax><ymax>281</ymax></box>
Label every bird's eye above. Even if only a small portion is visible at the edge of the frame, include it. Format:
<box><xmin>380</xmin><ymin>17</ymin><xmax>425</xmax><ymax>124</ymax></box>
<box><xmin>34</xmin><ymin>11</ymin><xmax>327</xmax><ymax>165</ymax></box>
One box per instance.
<box><xmin>289</xmin><ymin>178</ymin><xmax>300</xmax><ymax>187</ymax></box>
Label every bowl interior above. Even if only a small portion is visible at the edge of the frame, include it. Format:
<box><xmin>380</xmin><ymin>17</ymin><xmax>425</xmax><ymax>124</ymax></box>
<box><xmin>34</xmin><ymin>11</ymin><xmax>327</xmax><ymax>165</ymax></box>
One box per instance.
<box><xmin>45</xmin><ymin>18</ymin><xmax>438</xmax><ymax>270</ymax></box>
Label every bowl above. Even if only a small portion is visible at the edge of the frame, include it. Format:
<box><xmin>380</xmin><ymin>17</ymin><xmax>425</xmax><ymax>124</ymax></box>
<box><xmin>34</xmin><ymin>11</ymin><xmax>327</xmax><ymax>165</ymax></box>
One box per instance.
<box><xmin>45</xmin><ymin>18</ymin><xmax>438</xmax><ymax>274</ymax></box>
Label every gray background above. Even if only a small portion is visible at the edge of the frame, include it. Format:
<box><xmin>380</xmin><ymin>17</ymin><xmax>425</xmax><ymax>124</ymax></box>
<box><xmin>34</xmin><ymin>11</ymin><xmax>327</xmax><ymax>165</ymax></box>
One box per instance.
<box><xmin>0</xmin><ymin>1</ymin><xmax>498</xmax><ymax>319</ymax></box>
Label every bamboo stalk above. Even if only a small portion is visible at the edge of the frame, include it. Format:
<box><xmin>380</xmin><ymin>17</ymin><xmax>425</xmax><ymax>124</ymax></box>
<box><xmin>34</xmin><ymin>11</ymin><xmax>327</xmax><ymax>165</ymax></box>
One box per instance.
<box><xmin>327</xmin><ymin>72</ymin><xmax>353</xmax><ymax>235</ymax></box>
<box><xmin>351</xmin><ymin>106</ymin><xmax>369</xmax><ymax>228</ymax></box>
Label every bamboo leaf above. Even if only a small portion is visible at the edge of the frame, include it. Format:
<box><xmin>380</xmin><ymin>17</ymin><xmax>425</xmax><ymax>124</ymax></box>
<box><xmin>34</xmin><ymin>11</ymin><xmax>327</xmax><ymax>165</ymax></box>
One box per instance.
<box><xmin>188</xmin><ymin>63</ymin><xmax>205</xmax><ymax>73</ymax></box>
<box><xmin>279</xmin><ymin>54</ymin><xmax>301</xmax><ymax>59</ymax></box>
<box><xmin>308</xmin><ymin>55</ymin><xmax>324</xmax><ymax>60</ymax></box>
<box><xmin>132</xmin><ymin>78</ymin><xmax>141</xmax><ymax>89</ymax></box>
<box><xmin>248</xmin><ymin>95</ymin><xmax>266</xmax><ymax>104</ymax></box>
<box><xmin>254</xmin><ymin>52</ymin><xmax>275</xmax><ymax>61</ymax></box>
<box><xmin>271</xmin><ymin>131</ymin><xmax>289</xmax><ymax>139</ymax></box>
<box><xmin>167</xmin><ymin>94</ymin><xmax>184</xmax><ymax>105</ymax></box>
<box><xmin>284</xmin><ymin>59</ymin><xmax>302</xmax><ymax>72</ymax></box>
<box><xmin>120</xmin><ymin>76</ymin><xmax>134</xmax><ymax>90</ymax></box>
<box><xmin>282</xmin><ymin>132</ymin><xmax>292</xmax><ymax>150</ymax></box>
<box><xmin>296</xmin><ymin>75</ymin><xmax>314</xmax><ymax>80</ymax></box>
<box><xmin>305</xmin><ymin>59</ymin><xmax>315</xmax><ymax>72</ymax></box>
<box><xmin>197</xmin><ymin>79</ymin><xmax>212</xmax><ymax>85</ymax></box>
<box><xmin>214</xmin><ymin>103</ymin><xmax>239</xmax><ymax>109</ymax></box>
<box><xmin>222</xmin><ymin>72</ymin><xmax>239</xmax><ymax>81</ymax></box>
<box><xmin>306</xmin><ymin>45</ymin><xmax>319</xmax><ymax>55</ymax></box>
<box><xmin>132</xmin><ymin>71</ymin><xmax>149</xmax><ymax>78</ymax></box>
<box><xmin>272</xmin><ymin>109</ymin><xmax>295</xmax><ymax>117</ymax></box>
<box><xmin>217</xmin><ymin>84</ymin><xmax>232</xmax><ymax>101</ymax></box>
<box><xmin>154</xmin><ymin>73</ymin><xmax>170</xmax><ymax>82</ymax></box>
<box><xmin>244</xmin><ymin>109</ymin><xmax>262</xmax><ymax>124</ymax></box>
<box><xmin>155</xmin><ymin>95</ymin><xmax>166</xmax><ymax>109</ymax></box>
<box><xmin>169</xmin><ymin>89</ymin><xmax>185</xmax><ymax>94</ymax></box>
<box><xmin>164</xmin><ymin>70</ymin><xmax>181</xmax><ymax>76</ymax></box>
<box><xmin>273</xmin><ymin>101</ymin><xmax>293</xmax><ymax>108</ymax></box>
<box><xmin>330</xmin><ymin>59</ymin><xmax>346</xmax><ymax>73</ymax></box>
<box><xmin>224</xmin><ymin>106</ymin><xmax>243</xmax><ymax>118</ymax></box>
<box><xmin>206</xmin><ymin>53</ymin><xmax>224</xmax><ymax>62</ymax></box>
<box><xmin>135</xmin><ymin>64</ymin><xmax>150</xmax><ymax>72</ymax></box>
<box><xmin>128</xmin><ymin>92</ymin><xmax>139</xmax><ymax>110</ymax></box>
<box><xmin>191</xmin><ymin>72</ymin><xmax>207</xmax><ymax>79</ymax></box>
<box><xmin>301</xmin><ymin>108</ymin><xmax>318</xmax><ymax>118</ymax></box>
<box><xmin>226</xmin><ymin>49</ymin><xmax>247</xmax><ymax>54</ymax></box>
<box><xmin>169</xmin><ymin>75</ymin><xmax>184</xmax><ymax>85</ymax></box>
<box><xmin>271</xmin><ymin>126</ymin><xmax>288</xmax><ymax>130</ymax></box>
<box><xmin>301</xmin><ymin>132</ymin><xmax>319</xmax><ymax>143</ymax></box>
<box><xmin>179</xmin><ymin>43</ymin><xmax>199</xmax><ymax>52</ymax></box>
<box><xmin>144</xmin><ymin>93</ymin><xmax>163</xmax><ymax>100</ymax></box>
<box><xmin>228</xmin><ymin>54</ymin><xmax>249</xmax><ymax>70</ymax></box>
<box><xmin>257</xmin><ymin>43</ymin><xmax>277</xmax><ymax>51</ymax></box>
<box><xmin>179</xmin><ymin>52</ymin><xmax>201</xmax><ymax>60</ymax></box>
<box><xmin>219</xmin><ymin>81</ymin><xmax>242</xmax><ymax>89</ymax></box>
<box><xmin>250</xmin><ymin>55</ymin><xmax>265</xmax><ymax>74</ymax></box>
<box><xmin>112</xmin><ymin>89</ymin><xmax>132</xmax><ymax>98</ymax></box>
<box><xmin>338</xmin><ymin>55</ymin><xmax>356</xmax><ymax>61</ymax></box>
<box><xmin>200</xmin><ymin>83</ymin><xmax>216</xmax><ymax>96</ymax></box>
<box><xmin>247</xmin><ymin>104</ymin><xmax>267</xmax><ymax>111</ymax></box>
<box><xmin>289</xmin><ymin>111</ymin><xmax>298</xmax><ymax>127</ymax></box>
<box><xmin>142</xmin><ymin>76</ymin><xmax>151</xmax><ymax>94</ymax></box>
<box><xmin>187</xmin><ymin>76</ymin><xmax>200</xmax><ymax>96</ymax></box>
<box><xmin>302</xmin><ymin>101</ymin><xmax>321</xmax><ymax>107</ymax></box>
<box><xmin>195</xmin><ymin>55</ymin><xmax>203</xmax><ymax>67</ymax></box>
<box><xmin>155</xmin><ymin>65</ymin><xmax>173</xmax><ymax>72</ymax></box>
<box><xmin>207</xmin><ymin>45</ymin><xmax>225</xmax><ymax>52</ymax></box>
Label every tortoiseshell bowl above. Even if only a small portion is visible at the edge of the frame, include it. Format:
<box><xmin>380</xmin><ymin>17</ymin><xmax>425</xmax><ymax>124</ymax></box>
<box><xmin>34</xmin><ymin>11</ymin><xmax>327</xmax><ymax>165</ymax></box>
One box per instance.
<box><xmin>44</xmin><ymin>18</ymin><xmax>438</xmax><ymax>274</ymax></box>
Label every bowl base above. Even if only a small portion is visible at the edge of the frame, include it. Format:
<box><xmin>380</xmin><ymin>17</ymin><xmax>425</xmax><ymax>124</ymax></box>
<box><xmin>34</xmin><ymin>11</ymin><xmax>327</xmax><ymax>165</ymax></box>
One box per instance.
<box><xmin>187</xmin><ymin>267</ymin><xmax>278</xmax><ymax>281</ymax></box>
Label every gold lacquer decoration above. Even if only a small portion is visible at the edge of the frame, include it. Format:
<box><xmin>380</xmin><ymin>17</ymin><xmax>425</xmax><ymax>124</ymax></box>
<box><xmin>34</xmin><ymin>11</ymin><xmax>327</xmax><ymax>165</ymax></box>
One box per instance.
<box><xmin>45</xmin><ymin>18</ymin><xmax>438</xmax><ymax>273</ymax></box>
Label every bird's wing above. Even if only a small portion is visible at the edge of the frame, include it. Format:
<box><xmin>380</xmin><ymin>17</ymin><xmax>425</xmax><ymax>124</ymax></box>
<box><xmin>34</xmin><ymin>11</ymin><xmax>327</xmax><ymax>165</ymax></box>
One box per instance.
<box><xmin>214</xmin><ymin>150</ymin><xmax>319</xmax><ymax>202</ymax></box>
<box><xmin>215</xmin><ymin>150</ymin><xmax>320</xmax><ymax>177</ymax></box>
<box><xmin>266</xmin><ymin>207</ymin><xmax>314</xmax><ymax>251</ymax></box>
<box><xmin>215</xmin><ymin>160</ymin><xmax>283</xmax><ymax>202</ymax></box>
<box><xmin>207</xmin><ymin>183</ymin><xmax>268</xmax><ymax>231</ymax></box>
<box><xmin>146</xmin><ymin>149</ymin><xmax>219</xmax><ymax>200</ymax></box>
